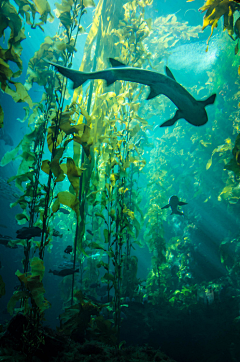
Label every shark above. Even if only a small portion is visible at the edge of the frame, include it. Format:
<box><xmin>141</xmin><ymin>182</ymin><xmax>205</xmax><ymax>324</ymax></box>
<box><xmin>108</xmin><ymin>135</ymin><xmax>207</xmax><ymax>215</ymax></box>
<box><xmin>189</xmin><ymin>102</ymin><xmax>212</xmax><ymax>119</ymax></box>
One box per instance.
<box><xmin>47</xmin><ymin>58</ymin><xmax>216</xmax><ymax>127</ymax></box>
<box><xmin>161</xmin><ymin>195</ymin><xmax>187</xmax><ymax>216</ymax></box>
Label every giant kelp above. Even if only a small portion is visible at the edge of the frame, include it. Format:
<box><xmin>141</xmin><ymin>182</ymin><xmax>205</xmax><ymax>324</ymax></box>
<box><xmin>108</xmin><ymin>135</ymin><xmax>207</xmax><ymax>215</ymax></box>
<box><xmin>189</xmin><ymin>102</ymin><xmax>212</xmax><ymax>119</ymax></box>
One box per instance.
<box><xmin>0</xmin><ymin>0</ymin><xmax>53</xmax><ymax>127</ymax></box>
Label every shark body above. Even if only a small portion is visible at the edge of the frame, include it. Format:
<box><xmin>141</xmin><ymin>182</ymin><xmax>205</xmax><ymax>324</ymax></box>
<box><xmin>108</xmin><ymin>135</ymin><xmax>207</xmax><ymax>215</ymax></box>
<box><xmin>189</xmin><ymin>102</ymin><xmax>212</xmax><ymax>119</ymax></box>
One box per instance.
<box><xmin>161</xmin><ymin>195</ymin><xmax>187</xmax><ymax>216</ymax></box>
<box><xmin>48</xmin><ymin>58</ymin><xmax>216</xmax><ymax>127</ymax></box>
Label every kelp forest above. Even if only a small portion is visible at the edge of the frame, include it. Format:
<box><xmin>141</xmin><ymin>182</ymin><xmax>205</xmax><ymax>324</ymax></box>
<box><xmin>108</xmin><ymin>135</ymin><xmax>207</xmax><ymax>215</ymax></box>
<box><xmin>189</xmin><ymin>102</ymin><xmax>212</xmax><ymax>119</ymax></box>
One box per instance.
<box><xmin>1</xmin><ymin>0</ymin><xmax>240</xmax><ymax>361</ymax></box>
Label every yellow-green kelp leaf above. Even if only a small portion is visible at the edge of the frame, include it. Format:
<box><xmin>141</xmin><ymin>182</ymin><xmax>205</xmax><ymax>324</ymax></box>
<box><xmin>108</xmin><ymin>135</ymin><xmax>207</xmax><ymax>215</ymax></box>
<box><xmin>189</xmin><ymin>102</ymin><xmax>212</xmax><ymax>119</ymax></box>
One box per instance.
<box><xmin>33</xmin><ymin>0</ymin><xmax>54</xmax><ymax>24</ymax></box>
<box><xmin>47</xmin><ymin>126</ymin><xmax>65</xmax><ymax>153</ymax></box>
<box><xmin>0</xmin><ymin>275</ymin><xmax>6</xmax><ymax>298</ymax></box>
<box><xmin>206</xmin><ymin>157</ymin><xmax>212</xmax><ymax>170</ymax></box>
<box><xmin>15</xmin><ymin>213</ymin><xmax>29</xmax><ymax>224</ymax></box>
<box><xmin>4</xmin><ymin>83</ymin><xmax>33</xmax><ymax>108</ymax></box>
<box><xmin>7</xmin><ymin>290</ymin><xmax>29</xmax><ymax>315</ymax></box>
<box><xmin>57</xmin><ymin>191</ymin><xmax>80</xmax><ymax>220</ymax></box>
<box><xmin>83</xmin><ymin>0</ymin><xmax>95</xmax><ymax>8</ymax></box>
<box><xmin>52</xmin><ymin>197</ymin><xmax>60</xmax><ymax>213</ymax></box>
<box><xmin>66</xmin><ymin>157</ymin><xmax>83</xmax><ymax>196</ymax></box>
<box><xmin>41</xmin><ymin>160</ymin><xmax>51</xmax><ymax>174</ymax></box>
<box><xmin>7</xmin><ymin>171</ymin><xmax>34</xmax><ymax>192</ymax></box>
<box><xmin>15</xmin><ymin>269</ymin><xmax>50</xmax><ymax>313</ymax></box>
<box><xmin>0</xmin><ymin>143</ymin><xmax>21</xmax><ymax>166</ymax></box>
<box><xmin>30</xmin><ymin>257</ymin><xmax>45</xmax><ymax>282</ymax></box>
<box><xmin>0</xmin><ymin>106</ymin><xmax>3</xmax><ymax>128</ymax></box>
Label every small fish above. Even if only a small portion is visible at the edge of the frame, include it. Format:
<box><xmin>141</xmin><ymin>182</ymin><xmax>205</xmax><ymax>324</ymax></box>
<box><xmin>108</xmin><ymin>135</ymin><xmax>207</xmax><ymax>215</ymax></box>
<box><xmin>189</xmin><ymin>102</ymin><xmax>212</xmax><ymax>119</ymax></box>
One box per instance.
<box><xmin>16</xmin><ymin>227</ymin><xmax>42</xmax><ymax>239</ymax></box>
<box><xmin>59</xmin><ymin>208</ymin><xmax>70</xmax><ymax>215</ymax></box>
<box><xmin>161</xmin><ymin>195</ymin><xmax>187</xmax><ymax>216</ymax></box>
<box><xmin>52</xmin><ymin>229</ymin><xmax>63</xmax><ymax>238</ymax></box>
<box><xmin>86</xmin><ymin>229</ymin><xmax>93</xmax><ymax>236</ymax></box>
<box><xmin>49</xmin><ymin>268</ymin><xmax>79</xmax><ymax>277</ymax></box>
<box><xmin>64</xmin><ymin>245</ymin><xmax>73</xmax><ymax>254</ymax></box>
<box><xmin>0</xmin><ymin>224</ymin><xmax>7</xmax><ymax>229</ymax></box>
<box><xmin>47</xmin><ymin>58</ymin><xmax>216</xmax><ymax>128</ymax></box>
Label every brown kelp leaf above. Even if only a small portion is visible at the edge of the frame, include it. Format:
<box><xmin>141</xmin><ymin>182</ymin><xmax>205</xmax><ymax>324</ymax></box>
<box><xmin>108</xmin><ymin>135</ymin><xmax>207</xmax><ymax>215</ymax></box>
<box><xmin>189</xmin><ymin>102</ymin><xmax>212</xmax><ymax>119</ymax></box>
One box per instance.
<box><xmin>59</xmin><ymin>115</ymin><xmax>85</xmax><ymax>135</ymax></box>
<box><xmin>7</xmin><ymin>290</ymin><xmax>29</xmax><ymax>314</ymax></box>
<box><xmin>52</xmin><ymin>197</ymin><xmax>60</xmax><ymax>213</ymax></box>
<box><xmin>50</xmin><ymin>148</ymin><xmax>66</xmax><ymax>182</ymax></box>
<box><xmin>0</xmin><ymin>58</ymin><xmax>14</xmax><ymax>83</ymax></box>
<box><xmin>0</xmin><ymin>106</ymin><xmax>3</xmax><ymax>128</ymax></box>
<box><xmin>4</xmin><ymin>82</ymin><xmax>33</xmax><ymax>108</ymax></box>
<box><xmin>32</xmin><ymin>0</ymin><xmax>54</xmax><ymax>23</ymax></box>
<box><xmin>0</xmin><ymin>14</ymin><xmax>8</xmax><ymax>37</ymax></box>
<box><xmin>200</xmin><ymin>0</ymin><xmax>239</xmax><ymax>48</ymax></box>
<box><xmin>57</xmin><ymin>191</ymin><xmax>79</xmax><ymax>220</ymax></box>
<box><xmin>73</xmin><ymin>125</ymin><xmax>93</xmax><ymax>160</ymax></box>
<box><xmin>66</xmin><ymin>157</ymin><xmax>83</xmax><ymax>196</ymax></box>
<box><xmin>8</xmin><ymin>172</ymin><xmax>34</xmax><ymax>192</ymax></box>
<box><xmin>41</xmin><ymin>160</ymin><xmax>51</xmax><ymax>174</ymax></box>
<box><xmin>59</xmin><ymin>11</ymin><xmax>71</xmax><ymax>31</ymax></box>
<box><xmin>47</xmin><ymin>126</ymin><xmax>65</xmax><ymax>153</ymax></box>
<box><xmin>30</xmin><ymin>257</ymin><xmax>45</xmax><ymax>281</ymax></box>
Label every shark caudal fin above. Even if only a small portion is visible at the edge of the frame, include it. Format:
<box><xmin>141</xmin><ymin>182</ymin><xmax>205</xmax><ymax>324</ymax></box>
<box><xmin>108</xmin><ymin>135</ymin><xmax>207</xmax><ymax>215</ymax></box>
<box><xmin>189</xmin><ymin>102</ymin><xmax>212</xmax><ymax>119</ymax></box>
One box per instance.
<box><xmin>160</xmin><ymin>110</ymin><xmax>183</xmax><ymax>127</ymax></box>
<box><xmin>46</xmin><ymin>61</ymin><xmax>88</xmax><ymax>89</ymax></box>
<box><xmin>171</xmin><ymin>210</ymin><xmax>184</xmax><ymax>216</ymax></box>
<box><xmin>198</xmin><ymin>94</ymin><xmax>216</xmax><ymax>108</ymax></box>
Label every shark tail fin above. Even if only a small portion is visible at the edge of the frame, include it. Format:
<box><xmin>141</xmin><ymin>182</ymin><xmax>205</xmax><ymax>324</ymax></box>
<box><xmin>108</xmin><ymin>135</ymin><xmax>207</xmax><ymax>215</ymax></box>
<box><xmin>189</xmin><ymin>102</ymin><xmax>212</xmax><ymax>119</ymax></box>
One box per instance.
<box><xmin>109</xmin><ymin>58</ymin><xmax>126</xmax><ymax>67</ymax></box>
<box><xmin>175</xmin><ymin>210</ymin><xmax>184</xmax><ymax>216</ymax></box>
<box><xmin>161</xmin><ymin>204</ymin><xmax>170</xmax><ymax>210</ymax></box>
<box><xmin>47</xmin><ymin>61</ymin><xmax>88</xmax><ymax>89</ymax></box>
<box><xmin>160</xmin><ymin>110</ymin><xmax>183</xmax><ymax>127</ymax></box>
<box><xmin>199</xmin><ymin>94</ymin><xmax>216</xmax><ymax>108</ymax></box>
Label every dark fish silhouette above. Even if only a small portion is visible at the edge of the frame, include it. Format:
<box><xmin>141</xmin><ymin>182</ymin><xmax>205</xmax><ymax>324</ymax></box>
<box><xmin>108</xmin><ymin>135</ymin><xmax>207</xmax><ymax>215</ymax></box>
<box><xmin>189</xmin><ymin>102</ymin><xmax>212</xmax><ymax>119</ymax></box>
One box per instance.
<box><xmin>47</xmin><ymin>58</ymin><xmax>216</xmax><ymax>127</ymax></box>
<box><xmin>52</xmin><ymin>229</ymin><xmax>63</xmax><ymax>238</ymax></box>
<box><xmin>161</xmin><ymin>195</ymin><xmax>187</xmax><ymax>216</ymax></box>
<box><xmin>16</xmin><ymin>227</ymin><xmax>42</xmax><ymax>239</ymax></box>
<box><xmin>64</xmin><ymin>245</ymin><xmax>73</xmax><ymax>254</ymax></box>
<box><xmin>86</xmin><ymin>229</ymin><xmax>93</xmax><ymax>236</ymax></box>
<box><xmin>49</xmin><ymin>268</ymin><xmax>79</xmax><ymax>277</ymax></box>
<box><xmin>0</xmin><ymin>238</ymin><xmax>18</xmax><ymax>248</ymax></box>
<box><xmin>59</xmin><ymin>207</ymin><xmax>70</xmax><ymax>215</ymax></box>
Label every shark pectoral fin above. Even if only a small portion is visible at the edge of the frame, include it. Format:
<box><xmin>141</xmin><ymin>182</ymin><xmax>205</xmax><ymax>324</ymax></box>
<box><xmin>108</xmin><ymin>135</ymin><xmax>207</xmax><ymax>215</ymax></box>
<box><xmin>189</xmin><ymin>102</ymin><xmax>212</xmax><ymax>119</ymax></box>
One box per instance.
<box><xmin>165</xmin><ymin>66</ymin><xmax>176</xmax><ymax>81</ymax></box>
<box><xmin>109</xmin><ymin>58</ymin><xmax>126</xmax><ymax>67</ymax></box>
<box><xmin>106</xmin><ymin>79</ymin><xmax>115</xmax><ymax>86</ymax></box>
<box><xmin>160</xmin><ymin>110</ymin><xmax>183</xmax><ymax>127</ymax></box>
<box><xmin>178</xmin><ymin>202</ymin><xmax>187</xmax><ymax>206</ymax></box>
<box><xmin>146</xmin><ymin>87</ymin><xmax>162</xmax><ymax>100</ymax></box>
<box><xmin>161</xmin><ymin>204</ymin><xmax>170</xmax><ymax>209</ymax></box>
<box><xmin>199</xmin><ymin>94</ymin><xmax>216</xmax><ymax>107</ymax></box>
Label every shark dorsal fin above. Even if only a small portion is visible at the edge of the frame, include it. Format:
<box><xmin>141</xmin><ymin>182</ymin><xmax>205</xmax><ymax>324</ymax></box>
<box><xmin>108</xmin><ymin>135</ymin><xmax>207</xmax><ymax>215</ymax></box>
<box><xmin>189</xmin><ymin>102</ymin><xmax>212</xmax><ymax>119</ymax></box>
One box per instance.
<box><xmin>109</xmin><ymin>58</ymin><xmax>126</xmax><ymax>67</ymax></box>
<box><xmin>165</xmin><ymin>66</ymin><xmax>176</xmax><ymax>81</ymax></box>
